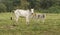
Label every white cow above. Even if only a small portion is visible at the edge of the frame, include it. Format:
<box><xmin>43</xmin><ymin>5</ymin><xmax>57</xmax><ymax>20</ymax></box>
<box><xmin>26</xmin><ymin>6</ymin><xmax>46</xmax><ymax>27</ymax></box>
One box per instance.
<box><xmin>14</xmin><ymin>9</ymin><xmax>34</xmax><ymax>24</ymax></box>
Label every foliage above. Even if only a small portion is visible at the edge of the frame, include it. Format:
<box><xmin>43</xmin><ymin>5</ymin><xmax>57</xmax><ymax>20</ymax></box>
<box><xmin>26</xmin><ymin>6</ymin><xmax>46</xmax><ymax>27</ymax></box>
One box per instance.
<box><xmin>0</xmin><ymin>0</ymin><xmax>60</xmax><ymax>13</ymax></box>
<box><xmin>0</xmin><ymin>3</ymin><xmax>7</xmax><ymax>12</ymax></box>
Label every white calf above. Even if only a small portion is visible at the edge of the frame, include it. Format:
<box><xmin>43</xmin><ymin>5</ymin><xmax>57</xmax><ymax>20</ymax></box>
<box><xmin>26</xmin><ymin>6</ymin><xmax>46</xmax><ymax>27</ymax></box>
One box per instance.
<box><xmin>14</xmin><ymin>9</ymin><xmax>34</xmax><ymax>24</ymax></box>
<box><xmin>33</xmin><ymin>13</ymin><xmax>46</xmax><ymax>23</ymax></box>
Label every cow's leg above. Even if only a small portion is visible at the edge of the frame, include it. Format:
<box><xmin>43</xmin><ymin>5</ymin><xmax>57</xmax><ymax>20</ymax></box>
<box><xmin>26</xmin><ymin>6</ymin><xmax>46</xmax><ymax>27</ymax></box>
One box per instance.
<box><xmin>12</xmin><ymin>14</ymin><xmax>19</xmax><ymax>26</ymax></box>
<box><xmin>41</xmin><ymin>15</ymin><xmax>45</xmax><ymax>23</ymax></box>
<box><xmin>41</xmin><ymin>18</ymin><xmax>44</xmax><ymax>23</ymax></box>
<box><xmin>14</xmin><ymin>13</ymin><xmax>19</xmax><ymax>24</ymax></box>
<box><xmin>15</xmin><ymin>15</ymin><xmax>19</xmax><ymax>23</ymax></box>
<box><xmin>26</xmin><ymin>16</ymin><xmax>29</xmax><ymax>25</ymax></box>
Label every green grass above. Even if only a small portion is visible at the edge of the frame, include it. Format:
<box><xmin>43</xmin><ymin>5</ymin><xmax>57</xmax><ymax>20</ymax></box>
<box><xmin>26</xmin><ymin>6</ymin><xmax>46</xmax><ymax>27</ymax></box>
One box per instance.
<box><xmin>0</xmin><ymin>12</ymin><xmax>60</xmax><ymax>35</ymax></box>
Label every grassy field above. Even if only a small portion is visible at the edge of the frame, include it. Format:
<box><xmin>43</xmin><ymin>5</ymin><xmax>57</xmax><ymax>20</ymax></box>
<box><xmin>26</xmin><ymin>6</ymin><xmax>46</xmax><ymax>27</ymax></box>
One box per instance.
<box><xmin>0</xmin><ymin>12</ymin><xmax>60</xmax><ymax>35</ymax></box>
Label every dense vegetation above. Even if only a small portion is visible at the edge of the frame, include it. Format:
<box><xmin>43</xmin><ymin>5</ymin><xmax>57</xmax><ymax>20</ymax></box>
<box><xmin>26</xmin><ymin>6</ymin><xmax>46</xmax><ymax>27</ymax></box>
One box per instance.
<box><xmin>0</xmin><ymin>0</ymin><xmax>60</xmax><ymax>13</ymax></box>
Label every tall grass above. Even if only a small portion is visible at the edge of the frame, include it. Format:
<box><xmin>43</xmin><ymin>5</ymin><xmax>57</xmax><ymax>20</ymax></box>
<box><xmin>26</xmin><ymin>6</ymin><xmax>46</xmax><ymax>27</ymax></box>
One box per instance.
<box><xmin>0</xmin><ymin>12</ymin><xmax>60</xmax><ymax>35</ymax></box>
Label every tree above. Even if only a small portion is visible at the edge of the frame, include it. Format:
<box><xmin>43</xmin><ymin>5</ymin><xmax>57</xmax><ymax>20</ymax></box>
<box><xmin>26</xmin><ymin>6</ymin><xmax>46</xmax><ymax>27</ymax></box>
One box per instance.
<box><xmin>0</xmin><ymin>3</ymin><xmax>7</xmax><ymax>12</ymax></box>
<box><xmin>40</xmin><ymin>0</ymin><xmax>53</xmax><ymax>9</ymax></box>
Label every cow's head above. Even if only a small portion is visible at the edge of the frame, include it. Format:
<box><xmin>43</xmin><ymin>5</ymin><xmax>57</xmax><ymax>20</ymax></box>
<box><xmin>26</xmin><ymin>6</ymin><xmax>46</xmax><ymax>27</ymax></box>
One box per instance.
<box><xmin>31</xmin><ymin>9</ymin><xmax>34</xmax><ymax>15</ymax></box>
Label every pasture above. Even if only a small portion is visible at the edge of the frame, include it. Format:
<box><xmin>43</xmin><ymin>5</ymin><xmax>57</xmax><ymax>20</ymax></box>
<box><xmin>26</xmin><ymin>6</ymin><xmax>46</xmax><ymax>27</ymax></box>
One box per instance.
<box><xmin>0</xmin><ymin>12</ymin><xmax>60</xmax><ymax>35</ymax></box>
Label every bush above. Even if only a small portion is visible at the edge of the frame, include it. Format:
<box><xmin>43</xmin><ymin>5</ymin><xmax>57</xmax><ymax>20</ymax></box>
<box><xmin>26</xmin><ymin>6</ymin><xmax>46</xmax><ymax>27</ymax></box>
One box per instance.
<box><xmin>0</xmin><ymin>3</ymin><xmax>7</xmax><ymax>12</ymax></box>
